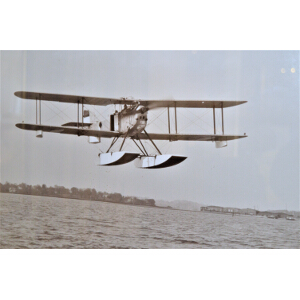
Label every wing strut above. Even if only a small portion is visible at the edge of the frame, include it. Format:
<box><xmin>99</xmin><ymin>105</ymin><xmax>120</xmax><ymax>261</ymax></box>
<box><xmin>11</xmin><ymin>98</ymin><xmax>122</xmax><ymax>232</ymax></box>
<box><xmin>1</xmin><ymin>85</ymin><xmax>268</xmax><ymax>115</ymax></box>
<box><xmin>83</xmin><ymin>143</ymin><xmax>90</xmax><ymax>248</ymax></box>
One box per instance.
<box><xmin>174</xmin><ymin>103</ymin><xmax>177</xmax><ymax>134</ymax></box>
<box><xmin>119</xmin><ymin>130</ymin><xmax>129</xmax><ymax>151</ymax></box>
<box><xmin>213</xmin><ymin>105</ymin><xmax>216</xmax><ymax>134</ymax></box>
<box><xmin>82</xmin><ymin>98</ymin><xmax>84</xmax><ymax>128</ymax></box>
<box><xmin>36</xmin><ymin>96</ymin><xmax>38</xmax><ymax>123</ymax></box>
<box><xmin>35</xmin><ymin>94</ymin><xmax>42</xmax><ymax>125</ymax></box>
<box><xmin>167</xmin><ymin>107</ymin><xmax>171</xmax><ymax>135</ymax></box>
<box><xmin>77</xmin><ymin>101</ymin><xmax>80</xmax><ymax>128</ymax></box>
<box><xmin>166</xmin><ymin>103</ymin><xmax>178</xmax><ymax>137</ymax></box>
<box><xmin>35</xmin><ymin>94</ymin><xmax>43</xmax><ymax>138</ymax></box>
<box><xmin>39</xmin><ymin>94</ymin><xmax>41</xmax><ymax>124</ymax></box>
<box><xmin>212</xmin><ymin>103</ymin><xmax>225</xmax><ymax>135</ymax></box>
<box><xmin>221</xmin><ymin>102</ymin><xmax>224</xmax><ymax>135</ymax></box>
<box><xmin>76</xmin><ymin>99</ymin><xmax>85</xmax><ymax>128</ymax></box>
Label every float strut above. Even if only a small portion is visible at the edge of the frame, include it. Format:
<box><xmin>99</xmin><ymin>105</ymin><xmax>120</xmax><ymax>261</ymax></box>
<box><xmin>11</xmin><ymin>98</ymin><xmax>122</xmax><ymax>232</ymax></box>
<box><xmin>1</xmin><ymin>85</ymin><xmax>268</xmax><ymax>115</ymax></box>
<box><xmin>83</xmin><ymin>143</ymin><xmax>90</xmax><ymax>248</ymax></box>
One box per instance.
<box><xmin>138</xmin><ymin>137</ymin><xmax>148</xmax><ymax>156</ymax></box>
<box><xmin>119</xmin><ymin>130</ymin><xmax>129</xmax><ymax>151</ymax></box>
<box><xmin>132</xmin><ymin>138</ymin><xmax>146</xmax><ymax>156</ymax></box>
<box><xmin>106</xmin><ymin>136</ymin><xmax>119</xmax><ymax>153</ymax></box>
<box><xmin>143</xmin><ymin>130</ymin><xmax>162</xmax><ymax>155</ymax></box>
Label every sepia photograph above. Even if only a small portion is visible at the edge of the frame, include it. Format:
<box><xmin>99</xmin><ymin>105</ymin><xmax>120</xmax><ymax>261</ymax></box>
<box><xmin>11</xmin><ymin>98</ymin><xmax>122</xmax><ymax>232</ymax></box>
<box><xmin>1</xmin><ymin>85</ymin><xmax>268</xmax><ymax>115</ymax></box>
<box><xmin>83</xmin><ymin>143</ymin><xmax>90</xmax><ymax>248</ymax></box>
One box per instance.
<box><xmin>1</xmin><ymin>50</ymin><xmax>298</xmax><ymax>249</ymax></box>
<box><xmin>1</xmin><ymin>2</ymin><xmax>299</xmax><ymax>299</ymax></box>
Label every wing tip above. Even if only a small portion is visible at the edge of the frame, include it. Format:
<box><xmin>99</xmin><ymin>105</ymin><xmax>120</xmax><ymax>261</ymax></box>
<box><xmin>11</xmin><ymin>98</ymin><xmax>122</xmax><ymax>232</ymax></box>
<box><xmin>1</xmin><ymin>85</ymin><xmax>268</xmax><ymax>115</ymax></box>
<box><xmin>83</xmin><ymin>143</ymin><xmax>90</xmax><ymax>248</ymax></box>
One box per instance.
<box><xmin>15</xmin><ymin>123</ymin><xmax>24</xmax><ymax>129</ymax></box>
<box><xmin>232</xmin><ymin>100</ymin><xmax>247</xmax><ymax>106</ymax></box>
<box><xmin>14</xmin><ymin>91</ymin><xmax>32</xmax><ymax>99</ymax></box>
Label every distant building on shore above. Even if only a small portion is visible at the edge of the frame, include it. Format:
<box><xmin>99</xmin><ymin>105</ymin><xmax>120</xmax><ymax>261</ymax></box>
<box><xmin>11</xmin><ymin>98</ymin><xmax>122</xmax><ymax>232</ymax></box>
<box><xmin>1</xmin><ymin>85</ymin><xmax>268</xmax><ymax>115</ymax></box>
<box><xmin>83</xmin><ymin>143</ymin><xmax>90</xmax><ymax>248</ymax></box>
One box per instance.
<box><xmin>239</xmin><ymin>208</ymin><xmax>257</xmax><ymax>215</ymax></box>
<box><xmin>256</xmin><ymin>211</ymin><xmax>292</xmax><ymax>218</ymax></box>
<box><xmin>201</xmin><ymin>206</ymin><xmax>241</xmax><ymax>213</ymax></box>
<box><xmin>201</xmin><ymin>206</ymin><xmax>256</xmax><ymax>215</ymax></box>
<box><xmin>201</xmin><ymin>206</ymin><xmax>297</xmax><ymax>219</ymax></box>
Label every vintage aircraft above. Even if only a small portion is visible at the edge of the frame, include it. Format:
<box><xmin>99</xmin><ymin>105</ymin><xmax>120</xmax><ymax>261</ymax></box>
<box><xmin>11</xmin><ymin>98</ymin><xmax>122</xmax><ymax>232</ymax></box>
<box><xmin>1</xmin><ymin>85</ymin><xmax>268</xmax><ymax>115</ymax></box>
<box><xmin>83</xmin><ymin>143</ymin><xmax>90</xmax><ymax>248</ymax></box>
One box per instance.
<box><xmin>15</xmin><ymin>91</ymin><xmax>247</xmax><ymax>169</ymax></box>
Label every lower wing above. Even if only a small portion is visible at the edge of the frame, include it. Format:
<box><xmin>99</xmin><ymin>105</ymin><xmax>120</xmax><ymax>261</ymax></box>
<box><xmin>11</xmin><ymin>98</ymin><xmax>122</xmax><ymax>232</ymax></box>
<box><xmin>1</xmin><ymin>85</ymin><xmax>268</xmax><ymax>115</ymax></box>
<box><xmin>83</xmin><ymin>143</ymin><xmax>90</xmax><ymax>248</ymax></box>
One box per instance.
<box><xmin>135</xmin><ymin>132</ymin><xmax>247</xmax><ymax>141</ymax></box>
<box><xmin>16</xmin><ymin>123</ymin><xmax>247</xmax><ymax>141</ymax></box>
<box><xmin>15</xmin><ymin>123</ymin><xmax>120</xmax><ymax>138</ymax></box>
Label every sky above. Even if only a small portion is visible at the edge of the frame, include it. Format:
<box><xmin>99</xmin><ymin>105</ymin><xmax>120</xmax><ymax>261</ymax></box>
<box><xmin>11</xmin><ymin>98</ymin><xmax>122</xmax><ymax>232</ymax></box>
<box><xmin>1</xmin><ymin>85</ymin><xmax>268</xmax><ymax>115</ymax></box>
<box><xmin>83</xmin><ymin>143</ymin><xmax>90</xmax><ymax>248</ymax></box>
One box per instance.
<box><xmin>1</xmin><ymin>50</ymin><xmax>299</xmax><ymax>210</ymax></box>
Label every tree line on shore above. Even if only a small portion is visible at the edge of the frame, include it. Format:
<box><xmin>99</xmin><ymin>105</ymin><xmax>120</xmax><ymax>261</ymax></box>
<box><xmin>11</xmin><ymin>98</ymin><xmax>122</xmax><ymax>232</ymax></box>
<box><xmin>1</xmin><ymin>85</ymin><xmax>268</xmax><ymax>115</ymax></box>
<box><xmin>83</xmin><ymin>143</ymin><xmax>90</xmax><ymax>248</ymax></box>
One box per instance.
<box><xmin>0</xmin><ymin>182</ymin><xmax>156</xmax><ymax>207</ymax></box>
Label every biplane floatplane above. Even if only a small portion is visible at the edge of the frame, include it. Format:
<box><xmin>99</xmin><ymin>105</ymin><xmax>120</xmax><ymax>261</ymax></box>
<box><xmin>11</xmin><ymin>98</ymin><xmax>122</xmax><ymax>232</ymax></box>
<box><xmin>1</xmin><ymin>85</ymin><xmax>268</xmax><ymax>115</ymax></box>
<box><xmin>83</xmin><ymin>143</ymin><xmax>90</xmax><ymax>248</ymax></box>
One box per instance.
<box><xmin>15</xmin><ymin>91</ymin><xmax>247</xmax><ymax>169</ymax></box>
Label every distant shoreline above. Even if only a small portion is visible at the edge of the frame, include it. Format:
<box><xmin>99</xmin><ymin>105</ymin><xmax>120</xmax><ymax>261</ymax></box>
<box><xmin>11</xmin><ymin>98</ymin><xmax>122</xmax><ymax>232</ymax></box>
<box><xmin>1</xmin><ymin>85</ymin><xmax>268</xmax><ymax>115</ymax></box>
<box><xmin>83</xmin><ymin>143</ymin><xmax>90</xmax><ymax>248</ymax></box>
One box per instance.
<box><xmin>0</xmin><ymin>191</ymin><xmax>176</xmax><ymax>211</ymax></box>
<box><xmin>1</xmin><ymin>191</ymin><xmax>298</xmax><ymax>219</ymax></box>
<box><xmin>0</xmin><ymin>182</ymin><xmax>155</xmax><ymax>208</ymax></box>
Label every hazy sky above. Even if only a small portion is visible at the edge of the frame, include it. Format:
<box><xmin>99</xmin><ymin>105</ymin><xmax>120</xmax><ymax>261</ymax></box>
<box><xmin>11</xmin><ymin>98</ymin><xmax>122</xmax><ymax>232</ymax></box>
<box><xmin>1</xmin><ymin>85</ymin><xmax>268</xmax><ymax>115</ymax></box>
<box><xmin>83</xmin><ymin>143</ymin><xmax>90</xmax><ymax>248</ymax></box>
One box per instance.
<box><xmin>1</xmin><ymin>50</ymin><xmax>299</xmax><ymax>210</ymax></box>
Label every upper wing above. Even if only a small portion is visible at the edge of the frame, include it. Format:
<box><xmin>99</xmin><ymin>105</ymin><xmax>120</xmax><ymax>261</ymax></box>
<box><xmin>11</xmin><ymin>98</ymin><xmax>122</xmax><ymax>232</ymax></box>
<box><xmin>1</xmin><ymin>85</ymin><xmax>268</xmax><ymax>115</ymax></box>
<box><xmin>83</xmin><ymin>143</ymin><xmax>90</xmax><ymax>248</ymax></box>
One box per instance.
<box><xmin>16</xmin><ymin>123</ymin><xmax>121</xmax><ymax>138</ymax></box>
<box><xmin>135</xmin><ymin>132</ymin><xmax>247</xmax><ymax>141</ymax></box>
<box><xmin>14</xmin><ymin>91</ymin><xmax>136</xmax><ymax>106</ymax></box>
<box><xmin>15</xmin><ymin>91</ymin><xmax>246</xmax><ymax>108</ymax></box>
<box><xmin>139</xmin><ymin>100</ymin><xmax>247</xmax><ymax>109</ymax></box>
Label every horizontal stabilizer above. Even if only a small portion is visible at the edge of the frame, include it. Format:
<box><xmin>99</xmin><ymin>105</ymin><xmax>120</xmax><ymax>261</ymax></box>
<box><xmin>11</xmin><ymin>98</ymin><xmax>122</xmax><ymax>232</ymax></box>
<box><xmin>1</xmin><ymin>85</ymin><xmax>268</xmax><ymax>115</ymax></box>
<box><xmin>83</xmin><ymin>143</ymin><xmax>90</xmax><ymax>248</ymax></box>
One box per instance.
<box><xmin>61</xmin><ymin>122</ymin><xmax>92</xmax><ymax>127</ymax></box>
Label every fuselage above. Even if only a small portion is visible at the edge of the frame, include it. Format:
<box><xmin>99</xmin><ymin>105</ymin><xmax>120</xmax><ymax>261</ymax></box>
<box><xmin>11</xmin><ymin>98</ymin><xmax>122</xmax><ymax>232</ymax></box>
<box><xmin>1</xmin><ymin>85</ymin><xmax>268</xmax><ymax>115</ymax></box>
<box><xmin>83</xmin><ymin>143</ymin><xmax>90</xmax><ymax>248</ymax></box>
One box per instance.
<box><xmin>115</xmin><ymin>106</ymin><xmax>148</xmax><ymax>136</ymax></box>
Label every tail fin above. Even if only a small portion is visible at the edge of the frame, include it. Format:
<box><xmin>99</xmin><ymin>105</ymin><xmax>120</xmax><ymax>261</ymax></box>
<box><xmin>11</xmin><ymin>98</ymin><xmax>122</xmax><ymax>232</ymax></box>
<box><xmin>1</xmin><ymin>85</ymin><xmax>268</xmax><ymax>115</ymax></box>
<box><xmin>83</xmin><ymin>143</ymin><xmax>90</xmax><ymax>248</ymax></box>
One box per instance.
<box><xmin>61</xmin><ymin>110</ymin><xmax>102</xmax><ymax>144</ymax></box>
<box><xmin>84</xmin><ymin>110</ymin><xmax>102</xmax><ymax>144</ymax></box>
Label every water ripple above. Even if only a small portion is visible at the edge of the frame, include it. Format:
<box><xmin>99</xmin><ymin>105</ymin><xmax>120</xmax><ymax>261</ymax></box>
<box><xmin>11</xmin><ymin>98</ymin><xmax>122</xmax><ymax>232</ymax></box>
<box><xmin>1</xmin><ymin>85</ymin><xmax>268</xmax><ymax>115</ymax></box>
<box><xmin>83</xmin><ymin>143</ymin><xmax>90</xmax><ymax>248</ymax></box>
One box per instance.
<box><xmin>0</xmin><ymin>194</ymin><xmax>299</xmax><ymax>249</ymax></box>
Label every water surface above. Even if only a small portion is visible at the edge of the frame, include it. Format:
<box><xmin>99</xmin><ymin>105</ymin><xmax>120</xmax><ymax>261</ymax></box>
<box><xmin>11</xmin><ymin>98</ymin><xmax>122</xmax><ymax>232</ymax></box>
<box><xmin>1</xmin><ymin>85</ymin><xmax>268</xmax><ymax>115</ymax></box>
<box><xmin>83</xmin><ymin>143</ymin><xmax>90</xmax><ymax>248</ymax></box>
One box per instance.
<box><xmin>0</xmin><ymin>193</ymin><xmax>299</xmax><ymax>248</ymax></box>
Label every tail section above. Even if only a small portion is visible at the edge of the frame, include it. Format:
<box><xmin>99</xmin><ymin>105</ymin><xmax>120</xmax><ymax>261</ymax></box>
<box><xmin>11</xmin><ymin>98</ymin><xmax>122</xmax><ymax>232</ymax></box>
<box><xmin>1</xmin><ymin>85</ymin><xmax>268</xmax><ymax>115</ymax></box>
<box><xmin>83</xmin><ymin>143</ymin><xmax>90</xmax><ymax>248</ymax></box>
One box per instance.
<box><xmin>61</xmin><ymin>110</ymin><xmax>103</xmax><ymax>144</ymax></box>
<box><xmin>84</xmin><ymin>110</ymin><xmax>102</xmax><ymax>144</ymax></box>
